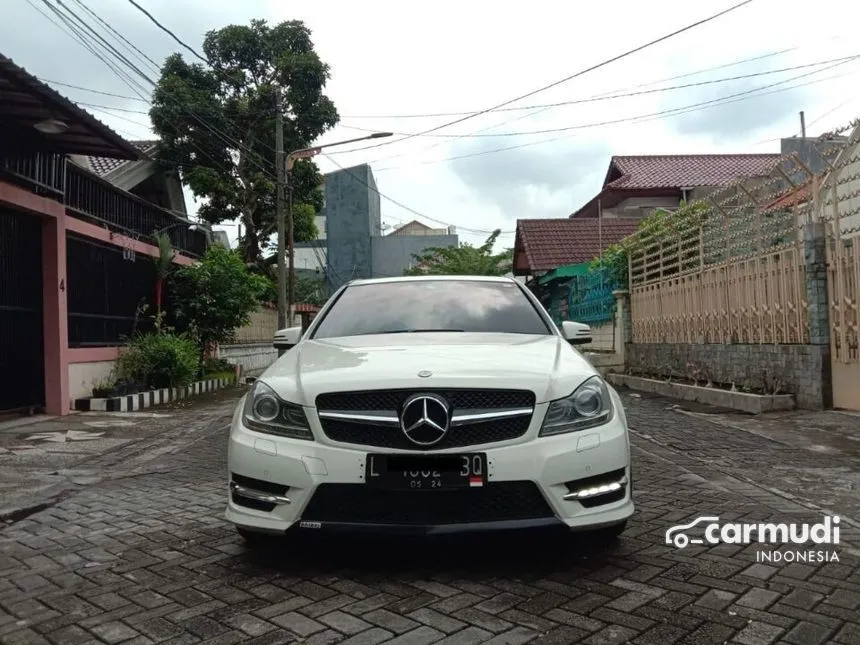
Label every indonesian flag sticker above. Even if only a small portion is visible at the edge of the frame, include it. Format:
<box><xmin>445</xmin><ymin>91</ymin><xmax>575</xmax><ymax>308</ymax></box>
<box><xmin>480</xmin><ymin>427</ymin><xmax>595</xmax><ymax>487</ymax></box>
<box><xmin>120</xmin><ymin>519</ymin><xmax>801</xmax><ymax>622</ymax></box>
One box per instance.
<box><xmin>469</xmin><ymin>476</ymin><xmax>483</xmax><ymax>487</ymax></box>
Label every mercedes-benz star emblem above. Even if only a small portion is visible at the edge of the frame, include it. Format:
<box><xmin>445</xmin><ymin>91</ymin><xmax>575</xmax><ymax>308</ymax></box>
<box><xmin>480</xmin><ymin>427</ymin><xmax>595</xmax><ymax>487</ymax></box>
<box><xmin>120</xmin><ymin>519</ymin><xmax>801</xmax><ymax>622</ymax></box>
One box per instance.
<box><xmin>400</xmin><ymin>394</ymin><xmax>450</xmax><ymax>446</ymax></box>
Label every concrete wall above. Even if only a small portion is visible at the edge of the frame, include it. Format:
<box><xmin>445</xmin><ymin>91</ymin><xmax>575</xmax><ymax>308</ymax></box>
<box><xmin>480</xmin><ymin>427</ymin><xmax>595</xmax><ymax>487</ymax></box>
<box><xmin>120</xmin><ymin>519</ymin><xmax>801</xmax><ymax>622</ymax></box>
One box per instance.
<box><xmin>219</xmin><ymin>343</ymin><xmax>277</xmax><ymax>378</ymax></box>
<box><xmin>68</xmin><ymin>360</ymin><xmax>116</xmax><ymax>404</ymax></box>
<box><xmin>323</xmin><ymin>164</ymin><xmax>379</xmax><ymax>291</ymax></box>
<box><xmin>625</xmin><ymin>343</ymin><xmax>830</xmax><ymax>409</ymax></box>
<box><xmin>314</xmin><ymin>215</ymin><xmax>326</xmax><ymax>240</ymax></box>
<box><xmin>578</xmin><ymin>319</ymin><xmax>614</xmax><ymax>352</ymax></box>
<box><xmin>294</xmin><ymin>241</ymin><xmax>326</xmax><ymax>273</ymax></box>
<box><xmin>781</xmin><ymin>137</ymin><xmax>848</xmax><ymax>181</ymax></box>
<box><xmin>371</xmin><ymin>233</ymin><xmax>459</xmax><ymax>278</ymax></box>
<box><xmin>602</xmin><ymin>196</ymin><xmax>680</xmax><ymax>219</ymax></box>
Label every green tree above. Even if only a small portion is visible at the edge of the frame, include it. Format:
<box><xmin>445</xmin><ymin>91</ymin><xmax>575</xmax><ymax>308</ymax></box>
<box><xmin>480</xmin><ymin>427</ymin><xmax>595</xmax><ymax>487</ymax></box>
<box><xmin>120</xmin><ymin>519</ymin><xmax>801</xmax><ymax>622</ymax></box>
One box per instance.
<box><xmin>149</xmin><ymin>19</ymin><xmax>338</xmax><ymax>269</ymax></box>
<box><xmin>295</xmin><ymin>275</ymin><xmax>325</xmax><ymax>306</ymax></box>
<box><xmin>404</xmin><ymin>229</ymin><xmax>513</xmax><ymax>276</ymax></box>
<box><xmin>169</xmin><ymin>245</ymin><xmax>270</xmax><ymax>362</ymax></box>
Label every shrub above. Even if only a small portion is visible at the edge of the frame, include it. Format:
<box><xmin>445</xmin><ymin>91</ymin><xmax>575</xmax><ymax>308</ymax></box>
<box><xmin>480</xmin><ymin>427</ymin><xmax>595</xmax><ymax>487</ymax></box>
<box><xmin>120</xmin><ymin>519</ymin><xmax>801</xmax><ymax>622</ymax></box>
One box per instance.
<box><xmin>117</xmin><ymin>331</ymin><xmax>199</xmax><ymax>389</ymax></box>
<box><xmin>169</xmin><ymin>245</ymin><xmax>269</xmax><ymax>360</ymax></box>
<box><xmin>202</xmin><ymin>356</ymin><xmax>234</xmax><ymax>376</ymax></box>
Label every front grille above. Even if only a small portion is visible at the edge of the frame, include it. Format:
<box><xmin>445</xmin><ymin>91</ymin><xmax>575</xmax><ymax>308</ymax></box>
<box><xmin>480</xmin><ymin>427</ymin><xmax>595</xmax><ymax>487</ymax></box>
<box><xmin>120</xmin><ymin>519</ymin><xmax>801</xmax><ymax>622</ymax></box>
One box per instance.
<box><xmin>322</xmin><ymin>415</ymin><xmax>530</xmax><ymax>450</ymax></box>
<box><xmin>301</xmin><ymin>481</ymin><xmax>554</xmax><ymax>525</ymax></box>
<box><xmin>316</xmin><ymin>388</ymin><xmax>535</xmax><ymax>450</ymax></box>
<box><xmin>316</xmin><ymin>389</ymin><xmax>535</xmax><ymax>411</ymax></box>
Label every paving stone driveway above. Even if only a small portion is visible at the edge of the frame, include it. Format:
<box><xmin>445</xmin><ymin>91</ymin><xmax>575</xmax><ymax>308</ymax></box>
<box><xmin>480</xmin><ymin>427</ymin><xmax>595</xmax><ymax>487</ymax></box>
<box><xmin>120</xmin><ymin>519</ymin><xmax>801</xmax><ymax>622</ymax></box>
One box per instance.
<box><xmin>0</xmin><ymin>391</ymin><xmax>858</xmax><ymax>645</ymax></box>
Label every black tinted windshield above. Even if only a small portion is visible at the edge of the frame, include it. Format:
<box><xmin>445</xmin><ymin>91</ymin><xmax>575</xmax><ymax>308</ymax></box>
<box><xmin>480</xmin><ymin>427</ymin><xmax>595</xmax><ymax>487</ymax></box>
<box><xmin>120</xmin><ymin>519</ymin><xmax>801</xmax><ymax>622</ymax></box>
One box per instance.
<box><xmin>312</xmin><ymin>280</ymin><xmax>551</xmax><ymax>339</ymax></box>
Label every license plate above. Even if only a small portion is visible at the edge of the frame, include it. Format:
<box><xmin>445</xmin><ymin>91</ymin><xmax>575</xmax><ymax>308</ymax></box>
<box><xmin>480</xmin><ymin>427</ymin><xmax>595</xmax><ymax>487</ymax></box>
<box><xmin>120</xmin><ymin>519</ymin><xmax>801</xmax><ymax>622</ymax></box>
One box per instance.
<box><xmin>365</xmin><ymin>453</ymin><xmax>487</xmax><ymax>490</ymax></box>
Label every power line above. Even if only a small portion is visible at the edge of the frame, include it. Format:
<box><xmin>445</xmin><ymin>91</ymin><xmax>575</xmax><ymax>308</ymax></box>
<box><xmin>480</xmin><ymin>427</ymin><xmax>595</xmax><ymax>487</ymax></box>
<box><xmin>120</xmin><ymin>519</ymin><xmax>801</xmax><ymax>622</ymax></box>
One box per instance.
<box><xmin>34</xmin><ymin>44</ymin><xmax>809</xmax><ymax>118</ymax></box>
<box><xmin>28</xmin><ymin>0</ymin><xmax>498</xmax><ymax>244</ymax></box>
<box><xmin>33</xmin><ymin>0</ymin><xmax>276</xmax><ymax>187</ymax></box>
<box><xmin>61</xmin><ymin>55</ymin><xmax>859</xmax><ymax>126</ymax></box>
<box><xmin>327</xmin><ymin>0</ymin><xmax>757</xmax><ymax>155</ymax></box>
<box><xmin>124</xmin><ymin>0</ymin><xmax>208</xmax><ymax>63</ymax></box>
<box><xmin>344</xmin><ymin>57</ymin><xmax>860</xmax><ymax>141</ymax></box>
<box><xmin>70</xmin><ymin>51</ymin><xmax>859</xmax><ymax>175</ymax></box>
<box><xmin>370</xmin><ymin>63</ymin><xmax>858</xmax><ymax>172</ymax></box>
<box><xmin>334</xmin><ymin>47</ymin><xmax>805</xmax><ymax>119</ymax></box>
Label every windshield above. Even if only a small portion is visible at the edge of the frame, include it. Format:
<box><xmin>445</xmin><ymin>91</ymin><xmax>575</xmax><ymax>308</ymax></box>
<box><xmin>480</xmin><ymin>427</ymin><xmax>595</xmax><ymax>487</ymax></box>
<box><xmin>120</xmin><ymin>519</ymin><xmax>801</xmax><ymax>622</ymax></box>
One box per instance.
<box><xmin>311</xmin><ymin>280</ymin><xmax>551</xmax><ymax>339</ymax></box>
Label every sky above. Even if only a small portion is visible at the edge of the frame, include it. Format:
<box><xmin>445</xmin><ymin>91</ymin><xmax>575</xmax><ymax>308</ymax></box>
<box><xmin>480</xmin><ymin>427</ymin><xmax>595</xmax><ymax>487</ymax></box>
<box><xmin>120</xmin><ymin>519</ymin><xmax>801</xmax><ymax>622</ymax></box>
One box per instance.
<box><xmin>5</xmin><ymin>0</ymin><xmax>860</xmax><ymax>250</ymax></box>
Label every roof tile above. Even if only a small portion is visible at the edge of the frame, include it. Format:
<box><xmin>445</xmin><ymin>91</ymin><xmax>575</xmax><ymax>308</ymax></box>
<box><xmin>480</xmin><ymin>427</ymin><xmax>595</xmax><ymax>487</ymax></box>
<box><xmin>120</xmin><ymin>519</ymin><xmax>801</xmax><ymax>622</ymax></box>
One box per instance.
<box><xmin>516</xmin><ymin>218</ymin><xmax>640</xmax><ymax>272</ymax></box>
<box><xmin>83</xmin><ymin>140</ymin><xmax>157</xmax><ymax>176</ymax></box>
<box><xmin>606</xmin><ymin>154</ymin><xmax>781</xmax><ymax>189</ymax></box>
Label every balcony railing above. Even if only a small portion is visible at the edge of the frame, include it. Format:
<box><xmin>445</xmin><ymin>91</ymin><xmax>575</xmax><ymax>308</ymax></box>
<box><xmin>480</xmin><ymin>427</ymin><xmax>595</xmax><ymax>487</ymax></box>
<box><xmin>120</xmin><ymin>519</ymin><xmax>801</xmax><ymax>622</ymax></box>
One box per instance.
<box><xmin>65</xmin><ymin>164</ymin><xmax>207</xmax><ymax>257</ymax></box>
<box><xmin>0</xmin><ymin>150</ymin><xmax>65</xmax><ymax>200</ymax></box>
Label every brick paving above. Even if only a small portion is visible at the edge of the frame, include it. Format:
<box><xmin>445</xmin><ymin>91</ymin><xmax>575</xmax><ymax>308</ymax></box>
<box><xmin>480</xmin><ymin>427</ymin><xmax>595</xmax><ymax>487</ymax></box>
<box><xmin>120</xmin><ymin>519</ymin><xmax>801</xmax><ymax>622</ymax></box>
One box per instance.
<box><xmin>0</xmin><ymin>391</ymin><xmax>857</xmax><ymax>644</ymax></box>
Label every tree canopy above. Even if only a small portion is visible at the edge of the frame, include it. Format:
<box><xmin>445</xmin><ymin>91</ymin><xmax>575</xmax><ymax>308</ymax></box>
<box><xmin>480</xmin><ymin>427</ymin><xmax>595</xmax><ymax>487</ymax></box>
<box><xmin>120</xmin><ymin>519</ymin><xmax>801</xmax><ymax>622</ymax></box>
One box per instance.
<box><xmin>404</xmin><ymin>229</ymin><xmax>513</xmax><ymax>276</ymax></box>
<box><xmin>149</xmin><ymin>19</ymin><xmax>338</xmax><ymax>269</ymax></box>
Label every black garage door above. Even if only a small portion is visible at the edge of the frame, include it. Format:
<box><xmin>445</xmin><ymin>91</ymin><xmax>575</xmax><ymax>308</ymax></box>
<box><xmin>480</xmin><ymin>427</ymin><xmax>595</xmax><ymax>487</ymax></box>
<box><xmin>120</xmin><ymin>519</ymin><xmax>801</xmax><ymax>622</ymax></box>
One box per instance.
<box><xmin>0</xmin><ymin>209</ymin><xmax>44</xmax><ymax>413</ymax></box>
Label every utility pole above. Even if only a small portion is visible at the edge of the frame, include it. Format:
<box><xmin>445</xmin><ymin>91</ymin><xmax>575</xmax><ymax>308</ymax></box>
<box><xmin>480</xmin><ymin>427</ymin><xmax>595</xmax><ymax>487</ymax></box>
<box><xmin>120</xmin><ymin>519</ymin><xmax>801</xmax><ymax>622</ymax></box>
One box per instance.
<box><xmin>275</xmin><ymin>87</ymin><xmax>287</xmax><ymax>349</ymax></box>
<box><xmin>287</xmin><ymin>169</ymin><xmax>296</xmax><ymax>329</ymax></box>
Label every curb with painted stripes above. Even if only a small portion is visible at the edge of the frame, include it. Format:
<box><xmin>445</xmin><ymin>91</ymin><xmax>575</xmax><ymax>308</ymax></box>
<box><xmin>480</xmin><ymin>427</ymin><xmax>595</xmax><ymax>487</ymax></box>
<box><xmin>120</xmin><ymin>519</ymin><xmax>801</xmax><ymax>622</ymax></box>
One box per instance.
<box><xmin>73</xmin><ymin>377</ymin><xmax>236</xmax><ymax>412</ymax></box>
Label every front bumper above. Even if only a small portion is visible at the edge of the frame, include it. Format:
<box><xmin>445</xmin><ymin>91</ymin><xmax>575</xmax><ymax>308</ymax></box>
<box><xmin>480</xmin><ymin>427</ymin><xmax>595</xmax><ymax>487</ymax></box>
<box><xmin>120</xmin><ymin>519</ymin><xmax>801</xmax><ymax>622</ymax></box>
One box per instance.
<box><xmin>225</xmin><ymin>397</ymin><xmax>634</xmax><ymax>536</ymax></box>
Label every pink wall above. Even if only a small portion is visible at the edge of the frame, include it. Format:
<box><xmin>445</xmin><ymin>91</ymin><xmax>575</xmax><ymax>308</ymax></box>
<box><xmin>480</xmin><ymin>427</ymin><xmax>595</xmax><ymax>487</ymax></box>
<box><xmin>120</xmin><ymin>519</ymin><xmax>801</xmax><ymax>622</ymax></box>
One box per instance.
<box><xmin>1</xmin><ymin>180</ymin><xmax>197</xmax><ymax>416</ymax></box>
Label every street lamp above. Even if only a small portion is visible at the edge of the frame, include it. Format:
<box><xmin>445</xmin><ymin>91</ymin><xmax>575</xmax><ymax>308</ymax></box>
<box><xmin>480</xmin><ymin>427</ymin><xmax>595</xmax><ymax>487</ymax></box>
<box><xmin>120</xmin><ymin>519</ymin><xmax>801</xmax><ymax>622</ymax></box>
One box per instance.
<box><xmin>152</xmin><ymin>220</ymin><xmax>209</xmax><ymax>238</ymax></box>
<box><xmin>277</xmin><ymin>131</ymin><xmax>393</xmax><ymax>333</ymax></box>
<box><xmin>152</xmin><ymin>221</ymin><xmax>213</xmax><ymax>256</ymax></box>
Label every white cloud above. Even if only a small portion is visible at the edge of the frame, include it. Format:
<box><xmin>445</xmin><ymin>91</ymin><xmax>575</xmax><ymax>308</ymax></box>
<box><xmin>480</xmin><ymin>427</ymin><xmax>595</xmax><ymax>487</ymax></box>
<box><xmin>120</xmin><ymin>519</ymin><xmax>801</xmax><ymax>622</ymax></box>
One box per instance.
<box><xmin>5</xmin><ymin>0</ymin><xmax>860</xmax><ymax>252</ymax></box>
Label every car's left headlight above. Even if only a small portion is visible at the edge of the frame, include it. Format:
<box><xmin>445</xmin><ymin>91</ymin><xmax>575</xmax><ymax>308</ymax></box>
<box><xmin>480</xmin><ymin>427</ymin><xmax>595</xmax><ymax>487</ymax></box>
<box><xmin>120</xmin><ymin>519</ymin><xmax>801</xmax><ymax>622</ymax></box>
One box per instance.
<box><xmin>241</xmin><ymin>380</ymin><xmax>313</xmax><ymax>440</ymax></box>
<box><xmin>539</xmin><ymin>375</ymin><xmax>614</xmax><ymax>436</ymax></box>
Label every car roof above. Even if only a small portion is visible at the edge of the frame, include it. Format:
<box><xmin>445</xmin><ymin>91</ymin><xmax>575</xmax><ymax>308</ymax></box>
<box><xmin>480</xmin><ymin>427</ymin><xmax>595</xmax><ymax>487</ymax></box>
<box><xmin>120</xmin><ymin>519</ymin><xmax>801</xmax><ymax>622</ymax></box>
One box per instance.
<box><xmin>347</xmin><ymin>275</ymin><xmax>519</xmax><ymax>286</ymax></box>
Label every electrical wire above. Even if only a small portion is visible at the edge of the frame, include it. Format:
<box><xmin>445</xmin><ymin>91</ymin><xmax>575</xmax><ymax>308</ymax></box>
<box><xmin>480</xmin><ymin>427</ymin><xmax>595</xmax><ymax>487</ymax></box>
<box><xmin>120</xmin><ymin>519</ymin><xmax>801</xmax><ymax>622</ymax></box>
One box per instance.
<box><xmin>124</xmin><ymin>0</ymin><xmax>208</xmax><ymax>63</ymax></box>
<box><xmin>350</xmin><ymin>54</ymin><xmax>860</xmax><ymax>166</ymax></box>
<box><xmin>36</xmin><ymin>33</ymin><xmax>854</xmax><ymax>121</ymax></box>
<box><xmin>343</xmin><ymin>57</ymin><xmax>860</xmax><ymax>141</ymax></box>
<box><xmin>371</xmin><ymin>64</ymin><xmax>859</xmax><ymax>172</ymax></box>
<box><xmin>28</xmin><ymin>0</ymin><xmax>491</xmax><ymax>246</ymax></box>
<box><xmin>326</xmin><ymin>0</ymin><xmax>758</xmax><ymax>155</ymax></box>
<box><xmin>63</xmin><ymin>54</ymin><xmax>858</xmax><ymax>126</ymax></box>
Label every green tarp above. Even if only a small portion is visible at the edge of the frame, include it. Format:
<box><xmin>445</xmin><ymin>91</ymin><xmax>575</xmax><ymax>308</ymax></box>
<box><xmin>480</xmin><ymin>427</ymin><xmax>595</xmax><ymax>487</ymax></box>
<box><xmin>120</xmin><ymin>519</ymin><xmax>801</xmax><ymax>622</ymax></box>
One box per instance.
<box><xmin>537</xmin><ymin>262</ymin><xmax>591</xmax><ymax>286</ymax></box>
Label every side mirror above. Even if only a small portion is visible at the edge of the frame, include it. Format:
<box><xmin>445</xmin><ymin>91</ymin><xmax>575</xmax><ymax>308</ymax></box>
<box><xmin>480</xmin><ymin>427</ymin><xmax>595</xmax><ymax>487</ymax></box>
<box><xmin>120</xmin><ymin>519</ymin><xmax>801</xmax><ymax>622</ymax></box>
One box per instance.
<box><xmin>273</xmin><ymin>326</ymin><xmax>303</xmax><ymax>351</ymax></box>
<box><xmin>561</xmin><ymin>320</ymin><xmax>592</xmax><ymax>345</ymax></box>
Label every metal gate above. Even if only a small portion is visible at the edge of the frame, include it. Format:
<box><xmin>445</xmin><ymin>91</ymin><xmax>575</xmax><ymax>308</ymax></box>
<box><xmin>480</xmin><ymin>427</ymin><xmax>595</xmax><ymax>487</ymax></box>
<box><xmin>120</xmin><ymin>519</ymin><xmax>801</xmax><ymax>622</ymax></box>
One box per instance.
<box><xmin>824</xmin><ymin>127</ymin><xmax>860</xmax><ymax>410</ymax></box>
<box><xmin>0</xmin><ymin>209</ymin><xmax>44</xmax><ymax>413</ymax></box>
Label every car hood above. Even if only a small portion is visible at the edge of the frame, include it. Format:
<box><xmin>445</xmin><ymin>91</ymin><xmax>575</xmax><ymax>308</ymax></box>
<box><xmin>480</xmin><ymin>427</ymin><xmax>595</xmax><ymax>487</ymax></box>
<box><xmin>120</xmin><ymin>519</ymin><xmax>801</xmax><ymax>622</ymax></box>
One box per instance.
<box><xmin>260</xmin><ymin>332</ymin><xmax>597</xmax><ymax>406</ymax></box>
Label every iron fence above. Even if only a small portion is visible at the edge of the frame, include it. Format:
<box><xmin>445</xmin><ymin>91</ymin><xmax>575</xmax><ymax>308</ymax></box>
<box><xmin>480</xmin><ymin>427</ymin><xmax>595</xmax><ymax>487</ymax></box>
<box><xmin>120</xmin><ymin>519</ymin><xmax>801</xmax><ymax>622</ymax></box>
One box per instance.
<box><xmin>0</xmin><ymin>150</ymin><xmax>65</xmax><ymax>200</ymax></box>
<box><xmin>65</xmin><ymin>164</ymin><xmax>207</xmax><ymax>257</ymax></box>
<box><xmin>568</xmin><ymin>265</ymin><xmax>618</xmax><ymax>324</ymax></box>
<box><xmin>66</xmin><ymin>233</ymin><xmax>155</xmax><ymax>347</ymax></box>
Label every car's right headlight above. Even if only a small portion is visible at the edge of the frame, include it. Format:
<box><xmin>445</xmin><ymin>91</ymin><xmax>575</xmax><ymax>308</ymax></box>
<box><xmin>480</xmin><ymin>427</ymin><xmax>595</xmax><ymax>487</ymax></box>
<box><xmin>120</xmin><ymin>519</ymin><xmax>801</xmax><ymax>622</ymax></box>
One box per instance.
<box><xmin>242</xmin><ymin>380</ymin><xmax>313</xmax><ymax>440</ymax></box>
<box><xmin>539</xmin><ymin>375</ymin><xmax>614</xmax><ymax>436</ymax></box>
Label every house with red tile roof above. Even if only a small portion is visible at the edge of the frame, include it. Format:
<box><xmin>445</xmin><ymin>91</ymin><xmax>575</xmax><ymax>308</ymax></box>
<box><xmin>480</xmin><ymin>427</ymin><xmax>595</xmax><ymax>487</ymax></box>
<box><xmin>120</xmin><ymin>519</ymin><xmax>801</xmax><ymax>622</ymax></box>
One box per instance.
<box><xmin>68</xmin><ymin>139</ymin><xmax>188</xmax><ymax>216</ymax></box>
<box><xmin>569</xmin><ymin>153</ymin><xmax>782</xmax><ymax>220</ymax></box>
<box><xmin>513</xmin><ymin>218</ymin><xmax>640</xmax><ymax>277</ymax></box>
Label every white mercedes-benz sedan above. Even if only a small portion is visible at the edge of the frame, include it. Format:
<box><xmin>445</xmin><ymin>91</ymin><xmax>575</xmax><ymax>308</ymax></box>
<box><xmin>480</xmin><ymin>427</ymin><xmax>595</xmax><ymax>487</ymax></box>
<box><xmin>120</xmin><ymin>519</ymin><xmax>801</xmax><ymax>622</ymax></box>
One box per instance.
<box><xmin>226</xmin><ymin>275</ymin><xmax>633</xmax><ymax>544</ymax></box>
